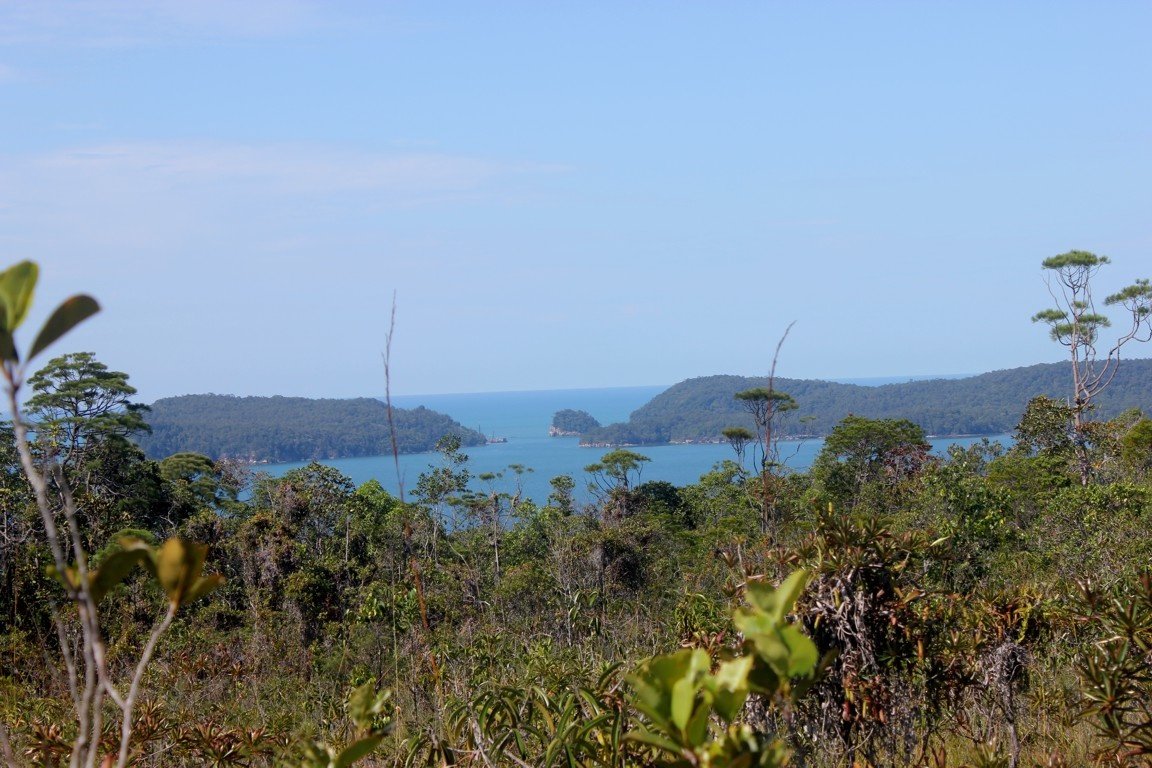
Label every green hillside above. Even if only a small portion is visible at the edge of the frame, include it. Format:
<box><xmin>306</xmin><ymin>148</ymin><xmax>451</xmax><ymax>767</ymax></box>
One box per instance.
<box><xmin>580</xmin><ymin>359</ymin><xmax>1152</xmax><ymax>445</ymax></box>
<box><xmin>136</xmin><ymin>394</ymin><xmax>485</xmax><ymax>462</ymax></box>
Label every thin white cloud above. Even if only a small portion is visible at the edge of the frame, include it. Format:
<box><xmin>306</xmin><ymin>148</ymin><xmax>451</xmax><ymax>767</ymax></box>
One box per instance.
<box><xmin>37</xmin><ymin>141</ymin><xmax>504</xmax><ymax>195</ymax></box>
<box><xmin>0</xmin><ymin>140</ymin><xmax>555</xmax><ymax>256</ymax></box>
<box><xmin>0</xmin><ymin>0</ymin><xmax>323</xmax><ymax>45</ymax></box>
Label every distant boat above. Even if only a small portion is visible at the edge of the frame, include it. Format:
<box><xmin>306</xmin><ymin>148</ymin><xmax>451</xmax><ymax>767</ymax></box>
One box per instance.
<box><xmin>477</xmin><ymin>425</ymin><xmax>508</xmax><ymax>444</ymax></box>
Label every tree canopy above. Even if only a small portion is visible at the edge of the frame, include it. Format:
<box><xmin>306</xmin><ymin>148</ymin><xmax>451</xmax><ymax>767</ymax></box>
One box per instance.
<box><xmin>135</xmin><ymin>394</ymin><xmax>485</xmax><ymax>462</ymax></box>
<box><xmin>579</xmin><ymin>360</ymin><xmax>1152</xmax><ymax>446</ymax></box>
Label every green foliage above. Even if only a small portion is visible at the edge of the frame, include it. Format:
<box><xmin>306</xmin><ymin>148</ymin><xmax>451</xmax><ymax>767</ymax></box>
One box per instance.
<box><xmin>585</xmin><ymin>449</ymin><xmax>651</xmax><ymax>519</ymax></box>
<box><xmin>27</xmin><ymin>352</ymin><xmax>151</xmax><ymax>455</ymax></box>
<box><xmin>580</xmin><ymin>361</ymin><xmax>1152</xmax><ymax>446</ymax></box>
<box><xmin>1075</xmin><ymin>572</ymin><xmax>1152</xmax><ymax>762</ymax></box>
<box><xmin>11</xmin><ymin>256</ymin><xmax>1152</xmax><ymax>768</ymax></box>
<box><xmin>404</xmin><ymin>673</ymin><xmax>626</xmax><ymax>768</ymax></box>
<box><xmin>550</xmin><ymin>408</ymin><xmax>601</xmax><ymax>434</ymax></box>
<box><xmin>1120</xmin><ymin>417</ymin><xmax>1152</xmax><ymax>475</ymax></box>
<box><xmin>627</xmin><ymin>570</ymin><xmax>818</xmax><ymax>767</ymax></box>
<box><xmin>922</xmin><ymin>440</ymin><xmax>1013</xmax><ymax>590</ymax></box>
<box><xmin>584</xmin><ymin>449</ymin><xmax>651</xmax><ymax>489</ymax></box>
<box><xmin>811</xmin><ymin>415</ymin><xmax>930</xmax><ymax>509</ymax></box>
<box><xmin>1013</xmin><ymin>395</ymin><xmax>1075</xmax><ymax>458</ymax></box>
<box><xmin>137</xmin><ymin>394</ymin><xmax>485</xmax><ymax>462</ymax></box>
<box><xmin>297</xmin><ymin>683</ymin><xmax>393</xmax><ymax>768</ymax></box>
<box><xmin>1032</xmin><ymin>250</ymin><xmax>1152</xmax><ymax>347</ymax></box>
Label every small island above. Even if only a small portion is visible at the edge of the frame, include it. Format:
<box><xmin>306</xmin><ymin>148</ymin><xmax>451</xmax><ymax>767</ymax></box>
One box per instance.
<box><xmin>549</xmin><ymin>408</ymin><xmax>601</xmax><ymax>436</ymax></box>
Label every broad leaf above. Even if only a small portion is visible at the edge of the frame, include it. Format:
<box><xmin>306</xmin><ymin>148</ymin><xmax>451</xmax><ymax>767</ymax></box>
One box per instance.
<box><xmin>669</xmin><ymin>675</ymin><xmax>697</xmax><ymax>733</ymax></box>
<box><xmin>711</xmin><ymin>656</ymin><xmax>753</xmax><ymax>723</ymax></box>
<box><xmin>0</xmin><ymin>328</ymin><xmax>16</xmax><ymax>363</ymax></box>
<box><xmin>0</xmin><ymin>261</ymin><xmax>38</xmax><ymax>332</ymax></box>
<box><xmin>624</xmin><ymin>728</ymin><xmax>683</xmax><ymax>755</ymax></box>
<box><xmin>154</xmin><ymin>538</ymin><xmax>209</xmax><ymax>607</ymax></box>
<box><xmin>46</xmin><ymin>564</ymin><xmax>81</xmax><ymax>592</ymax></box>
<box><xmin>29</xmin><ymin>295</ymin><xmax>100</xmax><ymax>361</ymax></box>
<box><xmin>779</xmin><ymin>624</ymin><xmax>819</xmax><ymax>676</ymax></box>
<box><xmin>333</xmin><ymin>735</ymin><xmax>384</xmax><ymax>768</ymax></box>
<box><xmin>89</xmin><ymin>548</ymin><xmax>148</xmax><ymax>603</ymax></box>
<box><xmin>745</xmin><ymin>569</ymin><xmax>808</xmax><ymax>622</ymax></box>
<box><xmin>182</xmin><ymin>574</ymin><xmax>225</xmax><ymax>606</ymax></box>
<box><xmin>347</xmin><ymin>683</ymin><xmax>391</xmax><ymax>730</ymax></box>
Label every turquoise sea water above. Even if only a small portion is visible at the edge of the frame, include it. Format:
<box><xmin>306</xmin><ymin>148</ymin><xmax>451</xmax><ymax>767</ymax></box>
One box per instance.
<box><xmin>250</xmin><ymin>384</ymin><xmax>1008</xmax><ymax>505</ymax></box>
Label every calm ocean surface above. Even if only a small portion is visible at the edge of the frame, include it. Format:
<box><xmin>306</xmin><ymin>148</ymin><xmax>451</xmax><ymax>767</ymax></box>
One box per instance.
<box><xmin>251</xmin><ymin>382</ymin><xmax>1008</xmax><ymax>505</ymax></box>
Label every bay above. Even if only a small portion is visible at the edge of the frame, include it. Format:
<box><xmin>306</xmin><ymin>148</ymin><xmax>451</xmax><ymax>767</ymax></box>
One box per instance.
<box><xmin>249</xmin><ymin>384</ymin><xmax>1009</xmax><ymax>505</ymax></box>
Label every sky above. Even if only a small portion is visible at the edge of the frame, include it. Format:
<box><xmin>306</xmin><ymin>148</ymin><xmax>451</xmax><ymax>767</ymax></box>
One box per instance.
<box><xmin>1</xmin><ymin>1</ymin><xmax>1150</xmax><ymax>401</ymax></box>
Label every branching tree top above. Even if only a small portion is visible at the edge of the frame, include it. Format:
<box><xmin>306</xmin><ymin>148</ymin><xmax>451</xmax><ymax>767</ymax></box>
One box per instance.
<box><xmin>1032</xmin><ymin>249</ymin><xmax>1152</xmax><ymax>483</ymax></box>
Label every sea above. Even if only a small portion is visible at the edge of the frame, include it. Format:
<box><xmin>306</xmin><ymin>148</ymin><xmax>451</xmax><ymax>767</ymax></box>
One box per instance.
<box><xmin>251</xmin><ymin>378</ymin><xmax>1008</xmax><ymax>505</ymax></box>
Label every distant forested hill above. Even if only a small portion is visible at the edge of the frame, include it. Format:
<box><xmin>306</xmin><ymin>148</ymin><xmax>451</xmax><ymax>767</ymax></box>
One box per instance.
<box><xmin>580</xmin><ymin>359</ymin><xmax>1152</xmax><ymax>446</ymax></box>
<box><xmin>136</xmin><ymin>395</ymin><xmax>486</xmax><ymax>462</ymax></box>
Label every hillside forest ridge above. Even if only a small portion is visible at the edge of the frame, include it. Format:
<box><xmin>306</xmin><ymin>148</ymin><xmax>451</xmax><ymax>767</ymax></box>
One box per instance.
<box><xmin>577</xmin><ymin>359</ymin><xmax>1152</xmax><ymax>447</ymax></box>
<box><xmin>2</xmin><ymin>251</ymin><xmax>1152</xmax><ymax>768</ymax></box>
<box><xmin>132</xmin><ymin>360</ymin><xmax>1152</xmax><ymax>463</ymax></box>
<box><xmin>136</xmin><ymin>394</ymin><xmax>486</xmax><ymax>463</ymax></box>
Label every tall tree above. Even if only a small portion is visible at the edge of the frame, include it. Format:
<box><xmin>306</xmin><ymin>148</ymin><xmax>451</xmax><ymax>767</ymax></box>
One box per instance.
<box><xmin>26</xmin><ymin>352</ymin><xmax>150</xmax><ymax>471</ymax></box>
<box><xmin>811</xmin><ymin>415</ymin><xmax>931</xmax><ymax>509</ymax></box>
<box><xmin>1032</xmin><ymin>250</ymin><xmax>1152</xmax><ymax>483</ymax></box>
<box><xmin>734</xmin><ymin>322</ymin><xmax>796</xmax><ymax>534</ymax></box>
<box><xmin>584</xmin><ymin>448</ymin><xmax>650</xmax><ymax>520</ymax></box>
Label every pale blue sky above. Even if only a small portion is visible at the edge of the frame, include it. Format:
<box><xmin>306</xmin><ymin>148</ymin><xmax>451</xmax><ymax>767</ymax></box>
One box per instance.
<box><xmin>1</xmin><ymin>1</ymin><xmax>1150</xmax><ymax>400</ymax></box>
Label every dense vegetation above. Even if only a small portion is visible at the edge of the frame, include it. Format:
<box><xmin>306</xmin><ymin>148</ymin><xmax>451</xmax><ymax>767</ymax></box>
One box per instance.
<box><xmin>550</xmin><ymin>408</ymin><xmax>601</xmax><ymax>435</ymax></box>
<box><xmin>8</xmin><ymin>368</ymin><xmax>1152</xmax><ymax>766</ymax></box>
<box><xmin>5</xmin><ymin>254</ymin><xmax>1152</xmax><ymax>768</ymax></box>
<box><xmin>135</xmin><ymin>394</ymin><xmax>486</xmax><ymax>462</ymax></box>
<box><xmin>581</xmin><ymin>359</ymin><xmax>1152</xmax><ymax>445</ymax></box>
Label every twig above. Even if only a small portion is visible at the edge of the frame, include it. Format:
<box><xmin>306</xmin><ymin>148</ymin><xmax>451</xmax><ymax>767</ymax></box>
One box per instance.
<box><xmin>115</xmin><ymin>603</ymin><xmax>176</xmax><ymax>768</ymax></box>
<box><xmin>381</xmin><ymin>294</ymin><xmax>440</xmax><ymax>691</ymax></box>
<box><xmin>0</xmin><ymin>723</ymin><xmax>19</xmax><ymax>768</ymax></box>
<box><xmin>382</xmin><ymin>292</ymin><xmax>405</xmax><ymax>505</ymax></box>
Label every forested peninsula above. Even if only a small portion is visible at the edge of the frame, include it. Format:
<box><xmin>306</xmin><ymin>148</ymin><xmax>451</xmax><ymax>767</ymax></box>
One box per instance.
<box><xmin>581</xmin><ymin>359</ymin><xmax>1152</xmax><ymax>445</ymax></box>
<box><xmin>135</xmin><ymin>394</ymin><xmax>485</xmax><ymax>462</ymax></box>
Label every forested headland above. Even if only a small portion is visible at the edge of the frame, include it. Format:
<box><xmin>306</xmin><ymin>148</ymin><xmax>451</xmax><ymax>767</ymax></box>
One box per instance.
<box><xmin>136</xmin><ymin>394</ymin><xmax>486</xmax><ymax>462</ymax></box>
<box><xmin>549</xmin><ymin>408</ymin><xmax>600</xmax><ymax>436</ymax></box>
<box><xmin>580</xmin><ymin>358</ymin><xmax>1152</xmax><ymax>445</ymax></box>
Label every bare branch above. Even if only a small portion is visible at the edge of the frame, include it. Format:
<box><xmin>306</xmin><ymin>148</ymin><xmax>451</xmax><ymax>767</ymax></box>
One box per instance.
<box><xmin>0</xmin><ymin>723</ymin><xmax>19</xmax><ymax>768</ymax></box>
<box><xmin>382</xmin><ymin>291</ymin><xmax>405</xmax><ymax>505</ymax></box>
<box><xmin>115</xmin><ymin>603</ymin><xmax>176</xmax><ymax>768</ymax></box>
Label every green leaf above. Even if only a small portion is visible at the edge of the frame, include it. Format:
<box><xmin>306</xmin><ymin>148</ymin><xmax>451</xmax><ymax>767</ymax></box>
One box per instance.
<box><xmin>29</xmin><ymin>295</ymin><xmax>100</xmax><ymax>361</ymax></box>
<box><xmin>669</xmin><ymin>675</ymin><xmax>696</xmax><ymax>733</ymax></box>
<box><xmin>154</xmin><ymin>538</ymin><xmax>208</xmax><ymax>607</ymax></box>
<box><xmin>0</xmin><ymin>329</ymin><xmax>16</xmax><ymax>363</ymax></box>
<box><xmin>685</xmin><ymin>698</ymin><xmax>712</xmax><ymax>748</ymax></box>
<box><xmin>347</xmin><ymin>683</ymin><xmax>391</xmax><ymax>730</ymax></box>
<box><xmin>733</xmin><ymin>606</ymin><xmax>777</xmax><ymax>637</ymax></box>
<box><xmin>750</xmin><ymin>632</ymin><xmax>791</xmax><ymax>675</ymax></box>
<box><xmin>181</xmin><ymin>574</ymin><xmax>225</xmax><ymax>605</ymax></box>
<box><xmin>779</xmin><ymin>624</ymin><xmax>819</xmax><ymax>676</ymax></box>
<box><xmin>710</xmin><ymin>656</ymin><xmax>753</xmax><ymax>723</ymax></box>
<box><xmin>745</xmin><ymin>569</ymin><xmax>808</xmax><ymax>622</ymax></box>
<box><xmin>626</xmin><ymin>676</ymin><xmax>665</xmax><ymax>723</ymax></box>
<box><xmin>89</xmin><ymin>549</ymin><xmax>147</xmax><ymax>603</ymax></box>
<box><xmin>46</xmin><ymin>564</ymin><xmax>80</xmax><ymax>592</ymax></box>
<box><xmin>624</xmin><ymin>728</ymin><xmax>683</xmax><ymax>755</ymax></box>
<box><xmin>333</xmin><ymin>735</ymin><xmax>384</xmax><ymax>768</ymax></box>
<box><xmin>0</xmin><ymin>261</ymin><xmax>38</xmax><ymax>332</ymax></box>
<box><xmin>745</xmin><ymin>660</ymin><xmax>782</xmax><ymax>696</ymax></box>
